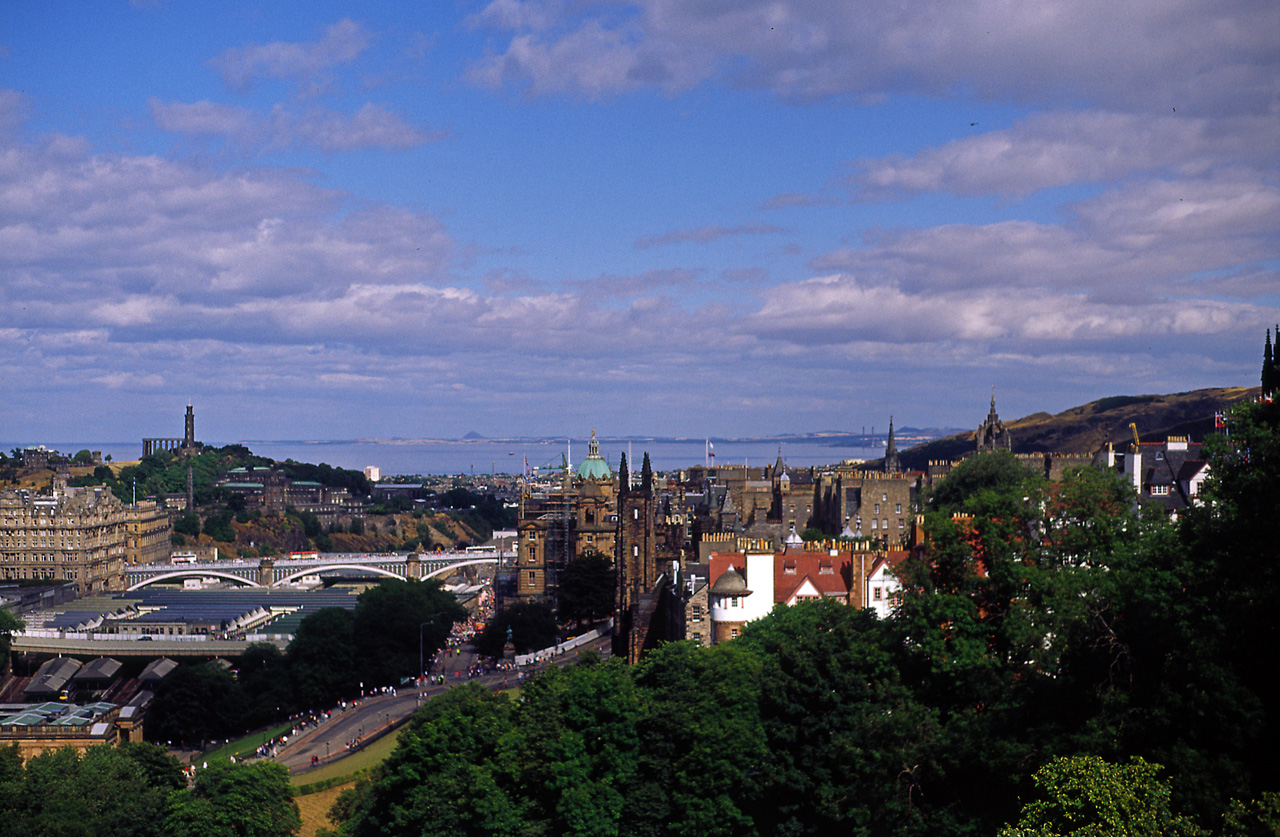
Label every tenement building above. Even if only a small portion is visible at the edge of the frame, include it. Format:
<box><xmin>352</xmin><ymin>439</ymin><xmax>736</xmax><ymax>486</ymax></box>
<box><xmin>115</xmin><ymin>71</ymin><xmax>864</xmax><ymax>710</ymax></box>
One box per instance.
<box><xmin>123</xmin><ymin>500</ymin><xmax>172</xmax><ymax>566</ymax></box>
<box><xmin>0</xmin><ymin>482</ymin><xmax>131</xmax><ymax>595</ymax></box>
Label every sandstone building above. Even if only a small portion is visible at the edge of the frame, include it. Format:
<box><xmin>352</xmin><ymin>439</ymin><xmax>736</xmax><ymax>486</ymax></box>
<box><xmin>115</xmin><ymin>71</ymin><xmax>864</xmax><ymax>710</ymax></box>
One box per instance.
<box><xmin>0</xmin><ymin>482</ymin><xmax>133</xmax><ymax>595</ymax></box>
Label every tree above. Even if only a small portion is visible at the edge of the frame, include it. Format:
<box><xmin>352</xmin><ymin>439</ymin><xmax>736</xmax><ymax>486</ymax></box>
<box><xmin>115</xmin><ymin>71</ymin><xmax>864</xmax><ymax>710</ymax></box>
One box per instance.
<box><xmin>237</xmin><ymin>643</ymin><xmax>291</xmax><ymax>728</ymax></box>
<box><xmin>0</xmin><ymin>744</ymin><xmax>180</xmax><ymax>837</ymax></box>
<box><xmin>0</xmin><ymin>610</ymin><xmax>24</xmax><ymax>664</ymax></box>
<box><xmin>739</xmin><ymin>601</ymin><xmax>934</xmax><ymax>836</ymax></box>
<box><xmin>626</xmin><ymin>641</ymin><xmax>768</xmax><ymax>837</ymax></box>
<box><xmin>146</xmin><ymin>662</ymin><xmax>248</xmax><ymax>747</ymax></box>
<box><xmin>287</xmin><ymin>607</ymin><xmax>358</xmax><ymax>710</ymax></box>
<box><xmin>998</xmin><ymin>755</ymin><xmax>1201</xmax><ymax>837</ymax></box>
<box><xmin>507</xmin><ymin>659</ymin><xmax>642</xmax><ymax>836</ymax></box>
<box><xmin>163</xmin><ymin>760</ymin><xmax>300</xmax><ymax>837</ymax></box>
<box><xmin>476</xmin><ymin>601</ymin><xmax>557</xmax><ymax>656</ymax></box>
<box><xmin>558</xmin><ymin>552</ymin><xmax>616</xmax><ymax>627</ymax></box>
<box><xmin>351</xmin><ymin>579</ymin><xmax>466</xmax><ymax>688</ymax></box>
<box><xmin>173</xmin><ymin>513</ymin><xmax>201</xmax><ymax>537</ymax></box>
<box><xmin>339</xmin><ymin>684</ymin><xmax>528</xmax><ymax>837</ymax></box>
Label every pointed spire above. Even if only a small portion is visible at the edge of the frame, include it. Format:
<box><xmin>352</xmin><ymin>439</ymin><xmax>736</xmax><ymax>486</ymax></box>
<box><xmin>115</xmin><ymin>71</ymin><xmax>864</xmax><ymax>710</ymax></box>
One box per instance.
<box><xmin>884</xmin><ymin>415</ymin><xmax>900</xmax><ymax>473</ymax></box>
<box><xmin>1264</xmin><ymin>328</ymin><xmax>1276</xmax><ymax>396</ymax></box>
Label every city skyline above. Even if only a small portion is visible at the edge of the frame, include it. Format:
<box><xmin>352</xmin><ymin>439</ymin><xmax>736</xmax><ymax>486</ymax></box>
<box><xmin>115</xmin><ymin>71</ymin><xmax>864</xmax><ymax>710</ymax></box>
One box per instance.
<box><xmin>1</xmin><ymin>1</ymin><xmax>1277</xmax><ymax>443</ymax></box>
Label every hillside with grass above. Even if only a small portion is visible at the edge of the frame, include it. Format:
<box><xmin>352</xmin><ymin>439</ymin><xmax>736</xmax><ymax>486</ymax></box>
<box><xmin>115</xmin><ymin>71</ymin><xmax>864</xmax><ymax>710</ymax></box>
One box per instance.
<box><xmin>896</xmin><ymin>386</ymin><xmax>1258</xmax><ymax>470</ymax></box>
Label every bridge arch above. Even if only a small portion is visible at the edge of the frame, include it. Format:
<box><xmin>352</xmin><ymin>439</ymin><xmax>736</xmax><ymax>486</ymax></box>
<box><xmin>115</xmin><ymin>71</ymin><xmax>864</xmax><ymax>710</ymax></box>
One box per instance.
<box><xmin>422</xmin><ymin>557</ymin><xmax>498</xmax><ymax>579</ymax></box>
<box><xmin>127</xmin><ymin>570</ymin><xmax>261</xmax><ymax>591</ymax></box>
<box><xmin>272</xmin><ymin>564</ymin><xmax>405</xmax><ymax>587</ymax></box>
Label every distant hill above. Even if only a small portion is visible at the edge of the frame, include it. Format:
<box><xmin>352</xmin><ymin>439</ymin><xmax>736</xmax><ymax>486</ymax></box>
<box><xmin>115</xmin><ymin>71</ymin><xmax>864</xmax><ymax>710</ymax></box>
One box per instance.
<box><xmin>896</xmin><ymin>386</ymin><xmax>1259</xmax><ymax>471</ymax></box>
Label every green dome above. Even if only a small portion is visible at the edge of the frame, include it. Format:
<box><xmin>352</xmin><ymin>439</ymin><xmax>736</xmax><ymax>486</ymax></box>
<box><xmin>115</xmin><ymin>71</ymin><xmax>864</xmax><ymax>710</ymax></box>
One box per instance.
<box><xmin>576</xmin><ymin>431</ymin><xmax>613</xmax><ymax>481</ymax></box>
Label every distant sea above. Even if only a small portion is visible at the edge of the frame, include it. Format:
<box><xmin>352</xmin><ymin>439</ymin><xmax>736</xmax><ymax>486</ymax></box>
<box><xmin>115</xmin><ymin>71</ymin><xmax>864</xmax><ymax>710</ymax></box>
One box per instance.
<box><xmin>9</xmin><ymin>438</ymin><xmax>890</xmax><ymax>478</ymax></box>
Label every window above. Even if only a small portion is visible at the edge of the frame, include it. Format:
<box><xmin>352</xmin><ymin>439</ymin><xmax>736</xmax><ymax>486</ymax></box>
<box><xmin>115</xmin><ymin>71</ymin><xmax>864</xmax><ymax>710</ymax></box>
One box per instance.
<box><xmin>882</xmin><ymin>492</ymin><xmax>887</xmax><ymax>501</ymax></box>
<box><xmin>691</xmin><ymin>605</ymin><xmax>702</xmax><ymax>621</ymax></box>
<box><xmin>874</xmin><ymin>503</ymin><xmax>880</xmax><ymax>514</ymax></box>
<box><xmin>730</xmin><ymin>628</ymin><xmax>739</xmax><ymax>639</ymax></box>
<box><xmin>895</xmin><ymin>503</ymin><xmax>902</xmax><ymax>514</ymax></box>
<box><xmin>527</xmin><ymin>571</ymin><xmax>535</xmax><ymax>586</ymax></box>
<box><xmin>874</xmin><ymin>587</ymin><xmax>882</xmax><ymax>600</ymax></box>
<box><xmin>882</xmin><ymin>518</ymin><xmax>889</xmax><ymax>530</ymax></box>
<box><xmin>731</xmin><ymin>596</ymin><xmax>740</xmax><ymax>608</ymax></box>
<box><xmin>898</xmin><ymin>519</ymin><xmax>905</xmax><ymax>528</ymax></box>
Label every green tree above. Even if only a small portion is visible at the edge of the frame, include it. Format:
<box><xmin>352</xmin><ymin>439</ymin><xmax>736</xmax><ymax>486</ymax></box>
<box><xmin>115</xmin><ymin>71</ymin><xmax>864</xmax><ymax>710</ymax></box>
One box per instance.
<box><xmin>0</xmin><ymin>610</ymin><xmax>24</xmax><ymax>664</ymax></box>
<box><xmin>351</xmin><ymin>578</ymin><xmax>466</xmax><ymax>688</ymax></box>
<box><xmin>340</xmin><ymin>684</ymin><xmax>528</xmax><ymax>837</ymax></box>
<box><xmin>164</xmin><ymin>759</ymin><xmax>300</xmax><ymax>837</ymax></box>
<box><xmin>1221</xmin><ymin>792</ymin><xmax>1280</xmax><ymax>837</ymax></box>
<box><xmin>558</xmin><ymin>551</ymin><xmax>616</xmax><ymax>627</ymax></box>
<box><xmin>625</xmin><ymin>641</ymin><xmax>767</xmax><ymax>837</ymax></box>
<box><xmin>740</xmin><ymin>601</ymin><xmax>933</xmax><ymax>836</ymax></box>
<box><xmin>999</xmin><ymin>755</ymin><xmax>1201</xmax><ymax>837</ymax></box>
<box><xmin>146</xmin><ymin>662</ymin><xmax>248</xmax><ymax>747</ymax></box>
<box><xmin>476</xmin><ymin>601</ymin><xmax>557</xmax><ymax>656</ymax></box>
<box><xmin>287</xmin><ymin>607</ymin><xmax>358</xmax><ymax>710</ymax></box>
<box><xmin>173</xmin><ymin>513</ymin><xmax>201</xmax><ymax>537</ymax></box>
<box><xmin>0</xmin><ymin>745</ymin><xmax>179</xmax><ymax>837</ymax></box>
<box><xmin>508</xmin><ymin>659</ymin><xmax>642</xmax><ymax>837</ymax></box>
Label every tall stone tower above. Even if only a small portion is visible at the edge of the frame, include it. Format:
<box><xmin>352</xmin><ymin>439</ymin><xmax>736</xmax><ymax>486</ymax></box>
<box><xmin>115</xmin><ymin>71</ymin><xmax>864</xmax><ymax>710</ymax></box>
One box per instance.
<box><xmin>183</xmin><ymin>404</ymin><xmax>196</xmax><ymax>453</ymax></box>
<box><xmin>976</xmin><ymin>392</ymin><xmax>1012</xmax><ymax>452</ymax></box>
<box><xmin>884</xmin><ymin>416</ymin><xmax>900</xmax><ymax>473</ymax></box>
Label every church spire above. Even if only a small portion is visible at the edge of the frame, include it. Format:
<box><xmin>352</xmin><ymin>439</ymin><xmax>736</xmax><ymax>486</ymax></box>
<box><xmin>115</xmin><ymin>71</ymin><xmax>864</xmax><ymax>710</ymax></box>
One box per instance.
<box><xmin>884</xmin><ymin>415</ymin><xmax>900</xmax><ymax>473</ymax></box>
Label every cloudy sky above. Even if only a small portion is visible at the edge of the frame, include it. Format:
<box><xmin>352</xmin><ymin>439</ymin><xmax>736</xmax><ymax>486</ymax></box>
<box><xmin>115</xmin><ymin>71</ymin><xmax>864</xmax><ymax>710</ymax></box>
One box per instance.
<box><xmin>1</xmin><ymin>1</ymin><xmax>1277</xmax><ymax>443</ymax></box>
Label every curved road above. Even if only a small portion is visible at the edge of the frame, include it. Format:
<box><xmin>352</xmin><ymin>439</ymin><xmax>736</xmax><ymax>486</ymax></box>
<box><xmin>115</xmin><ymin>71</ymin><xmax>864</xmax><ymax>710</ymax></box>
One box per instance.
<box><xmin>276</xmin><ymin>636</ymin><xmax>610</xmax><ymax>775</ymax></box>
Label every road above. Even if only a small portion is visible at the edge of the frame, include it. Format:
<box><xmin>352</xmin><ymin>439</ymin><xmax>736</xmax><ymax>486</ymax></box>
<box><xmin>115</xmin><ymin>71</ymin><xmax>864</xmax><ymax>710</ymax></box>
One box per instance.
<box><xmin>276</xmin><ymin>635</ymin><xmax>610</xmax><ymax>775</ymax></box>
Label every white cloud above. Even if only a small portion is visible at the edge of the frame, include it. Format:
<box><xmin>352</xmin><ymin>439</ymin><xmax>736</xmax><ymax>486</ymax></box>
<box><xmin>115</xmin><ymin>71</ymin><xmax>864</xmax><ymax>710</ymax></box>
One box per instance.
<box><xmin>635</xmin><ymin>224</ymin><xmax>786</xmax><ymax>249</ymax></box>
<box><xmin>150</xmin><ymin>98</ymin><xmax>441</xmax><ymax>152</ymax></box>
<box><xmin>850</xmin><ymin>111</ymin><xmax>1280</xmax><ymax>198</ymax></box>
<box><xmin>465</xmin><ymin>0</ymin><xmax>1280</xmax><ymax>112</ymax></box>
<box><xmin>210</xmin><ymin>19</ymin><xmax>372</xmax><ymax>94</ymax></box>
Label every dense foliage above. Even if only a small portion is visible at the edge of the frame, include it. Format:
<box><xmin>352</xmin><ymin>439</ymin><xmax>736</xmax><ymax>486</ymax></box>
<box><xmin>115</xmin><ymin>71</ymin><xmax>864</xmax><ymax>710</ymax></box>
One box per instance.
<box><xmin>147</xmin><ymin>579</ymin><xmax>465</xmax><ymax>745</ymax></box>
<box><xmin>0</xmin><ymin>743</ymin><xmax>297</xmax><ymax>837</ymax></box>
<box><xmin>326</xmin><ymin>401</ymin><xmax>1280</xmax><ymax>837</ymax></box>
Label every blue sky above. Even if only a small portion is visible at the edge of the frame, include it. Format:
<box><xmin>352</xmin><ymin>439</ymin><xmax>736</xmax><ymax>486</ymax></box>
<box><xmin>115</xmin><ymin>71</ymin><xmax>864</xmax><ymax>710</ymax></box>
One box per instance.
<box><xmin>1</xmin><ymin>0</ymin><xmax>1277</xmax><ymax>444</ymax></box>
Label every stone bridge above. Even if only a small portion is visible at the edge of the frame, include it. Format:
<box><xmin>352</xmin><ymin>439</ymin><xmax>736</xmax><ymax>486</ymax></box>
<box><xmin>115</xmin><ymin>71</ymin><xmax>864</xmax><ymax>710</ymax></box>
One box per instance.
<box><xmin>124</xmin><ymin>550</ymin><xmax>501</xmax><ymax>590</ymax></box>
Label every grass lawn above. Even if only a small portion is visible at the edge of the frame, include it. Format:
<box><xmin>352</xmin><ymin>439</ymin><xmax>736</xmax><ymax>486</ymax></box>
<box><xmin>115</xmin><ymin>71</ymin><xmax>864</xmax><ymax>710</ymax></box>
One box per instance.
<box><xmin>199</xmin><ymin>721</ymin><xmax>295</xmax><ymax>764</ymax></box>
<box><xmin>292</xmin><ymin>727</ymin><xmax>403</xmax><ymax>787</ymax></box>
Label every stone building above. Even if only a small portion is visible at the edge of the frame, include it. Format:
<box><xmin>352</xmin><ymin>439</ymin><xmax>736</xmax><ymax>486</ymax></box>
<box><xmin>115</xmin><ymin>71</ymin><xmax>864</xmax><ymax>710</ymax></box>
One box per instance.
<box><xmin>0</xmin><ymin>483</ymin><xmax>130</xmax><ymax>595</ymax></box>
<box><xmin>977</xmin><ymin>392</ymin><xmax>1012</xmax><ymax>452</ymax></box>
<box><xmin>513</xmin><ymin>432</ymin><xmax>618</xmax><ymax>606</ymax></box>
<box><xmin>216</xmin><ymin>465</ymin><xmax>364</xmax><ymax>526</ymax></box>
<box><xmin>123</xmin><ymin>500</ymin><xmax>172</xmax><ymax>566</ymax></box>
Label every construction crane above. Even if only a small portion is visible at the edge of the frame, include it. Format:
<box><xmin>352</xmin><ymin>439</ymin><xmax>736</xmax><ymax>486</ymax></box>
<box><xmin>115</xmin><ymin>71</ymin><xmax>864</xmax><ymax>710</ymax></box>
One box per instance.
<box><xmin>1129</xmin><ymin>422</ymin><xmax>1140</xmax><ymax>449</ymax></box>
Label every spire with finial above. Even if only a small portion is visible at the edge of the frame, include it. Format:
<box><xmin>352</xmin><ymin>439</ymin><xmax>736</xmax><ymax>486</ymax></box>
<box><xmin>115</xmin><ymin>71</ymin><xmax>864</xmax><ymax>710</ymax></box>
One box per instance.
<box><xmin>884</xmin><ymin>415</ymin><xmax>900</xmax><ymax>473</ymax></box>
